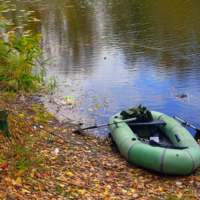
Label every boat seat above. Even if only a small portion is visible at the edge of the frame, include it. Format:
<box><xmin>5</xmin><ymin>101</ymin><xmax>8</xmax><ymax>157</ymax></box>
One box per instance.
<box><xmin>126</xmin><ymin>120</ymin><xmax>166</xmax><ymax>127</ymax></box>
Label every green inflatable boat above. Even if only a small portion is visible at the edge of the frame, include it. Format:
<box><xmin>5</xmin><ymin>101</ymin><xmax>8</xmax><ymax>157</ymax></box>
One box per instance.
<box><xmin>108</xmin><ymin>111</ymin><xmax>200</xmax><ymax>175</ymax></box>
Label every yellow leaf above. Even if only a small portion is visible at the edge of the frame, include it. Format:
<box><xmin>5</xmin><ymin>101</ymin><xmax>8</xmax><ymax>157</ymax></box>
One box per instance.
<box><xmin>30</xmin><ymin>173</ymin><xmax>34</xmax><ymax>177</ymax></box>
<box><xmin>104</xmin><ymin>190</ymin><xmax>109</xmax><ymax>194</ymax></box>
<box><xmin>189</xmin><ymin>181</ymin><xmax>193</xmax><ymax>184</ymax></box>
<box><xmin>130</xmin><ymin>188</ymin><xmax>135</xmax><ymax>193</ymax></box>
<box><xmin>16</xmin><ymin>177</ymin><xmax>22</xmax><ymax>184</ymax></box>
<box><xmin>78</xmin><ymin>189</ymin><xmax>85</xmax><ymax>194</ymax></box>
<box><xmin>22</xmin><ymin>55</ymin><xmax>26</xmax><ymax>60</ymax></box>
<box><xmin>95</xmin><ymin>184</ymin><xmax>99</xmax><ymax>187</ymax></box>
<box><xmin>66</xmin><ymin>172</ymin><xmax>73</xmax><ymax>177</ymax></box>
<box><xmin>22</xmin><ymin>189</ymin><xmax>31</xmax><ymax>193</ymax></box>
<box><xmin>60</xmin><ymin>183</ymin><xmax>65</xmax><ymax>188</ymax></box>
<box><xmin>22</xmin><ymin>41</ymin><xmax>27</xmax><ymax>45</ymax></box>
<box><xmin>134</xmin><ymin>178</ymin><xmax>137</xmax><ymax>183</ymax></box>
<box><xmin>159</xmin><ymin>187</ymin><xmax>163</xmax><ymax>192</ymax></box>
<box><xmin>50</xmin><ymin>156</ymin><xmax>57</xmax><ymax>160</ymax></box>
<box><xmin>122</xmin><ymin>189</ymin><xmax>127</xmax><ymax>193</ymax></box>
<box><xmin>18</xmin><ymin>114</ymin><xmax>24</xmax><ymax>117</ymax></box>
<box><xmin>8</xmin><ymin>186</ymin><xmax>12</xmax><ymax>190</ymax></box>
<box><xmin>11</xmin><ymin>179</ymin><xmax>17</xmax><ymax>185</ymax></box>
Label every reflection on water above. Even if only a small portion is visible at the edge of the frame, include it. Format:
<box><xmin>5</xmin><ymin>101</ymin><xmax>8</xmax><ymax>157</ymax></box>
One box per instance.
<box><xmin>2</xmin><ymin>0</ymin><xmax>200</xmax><ymax>136</ymax></box>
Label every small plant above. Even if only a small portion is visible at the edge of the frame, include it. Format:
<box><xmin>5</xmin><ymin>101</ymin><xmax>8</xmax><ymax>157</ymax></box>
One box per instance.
<box><xmin>56</xmin><ymin>186</ymin><xmax>63</xmax><ymax>195</ymax></box>
<box><xmin>47</xmin><ymin>75</ymin><xmax>58</xmax><ymax>92</ymax></box>
<box><xmin>0</xmin><ymin>7</ymin><xmax>44</xmax><ymax>92</ymax></box>
<box><xmin>17</xmin><ymin>158</ymin><xmax>29</xmax><ymax>171</ymax></box>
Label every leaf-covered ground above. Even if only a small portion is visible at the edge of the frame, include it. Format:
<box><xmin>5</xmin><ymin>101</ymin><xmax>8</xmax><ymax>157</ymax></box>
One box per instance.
<box><xmin>0</xmin><ymin>93</ymin><xmax>200</xmax><ymax>199</ymax></box>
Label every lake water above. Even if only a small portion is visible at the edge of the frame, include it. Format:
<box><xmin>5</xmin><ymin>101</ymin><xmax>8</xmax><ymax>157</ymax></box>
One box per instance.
<box><xmin>2</xmin><ymin>0</ymin><xmax>200</xmax><ymax>136</ymax></box>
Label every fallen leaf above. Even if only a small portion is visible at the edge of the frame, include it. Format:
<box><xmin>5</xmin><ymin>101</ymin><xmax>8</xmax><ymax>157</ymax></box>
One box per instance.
<box><xmin>78</xmin><ymin>189</ymin><xmax>85</xmax><ymax>194</ymax></box>
<box><xmin>122</xmin><ymin>189</ymin><xmax>127</xmax><ymax>193</ymax></box>
<box><xmin>132</xmin><ymin>193</ymin><xmax>139</xmax><ymax>198</ymax></box>
<box><xmin>177</xmin><ymin>192</ymin><xmax>183</xmax><ymax>198</ymax></box>
<box><xmin>130</xmin><ymin>188</ymin><xmax>135</xmax><ymax>193</ymax></box>
<box><xmin>22</xmin><ymin>189</ymin><xmax>31</xmax><ymax>193</ymax></box>
<box><xmin>104</xmin><ymin>190</ymin><xmax>109</xmax><ymax>194</ymax></box>
<box><xmin>66</xmin><ymin>172</ymin><xmax>73</xmax><ymax>177</ymax></box>
<box><xmin>39</xmin><ymin>185</ymin><xmax>43</xmax><ymax>191</ymax></box>
<box><xmin>16</xmin><ymin>177</ymin><xmax>22</xmax><ymax>184</ymax></box>
<box><xmin>60</xmin><ymin>183</ymin><xmax>65</xmax><ymax>188</ymax></box>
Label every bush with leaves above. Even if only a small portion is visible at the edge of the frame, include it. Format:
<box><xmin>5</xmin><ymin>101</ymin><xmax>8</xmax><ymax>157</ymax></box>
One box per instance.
<box><xmin>0</xmin><ymin>5</ymin><xmax>43</xmax><ymax>92</ymax></box>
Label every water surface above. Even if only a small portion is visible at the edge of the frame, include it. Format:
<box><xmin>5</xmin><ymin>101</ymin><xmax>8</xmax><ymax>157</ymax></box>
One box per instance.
<box><xmin>2</xmin><ymin>0</ymin><xmax>200</xmax><ymax>136</ymax></box>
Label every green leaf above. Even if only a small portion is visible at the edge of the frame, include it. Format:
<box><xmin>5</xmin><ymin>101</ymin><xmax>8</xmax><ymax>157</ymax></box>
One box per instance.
<box><xmin>13</xmin><ymin>46</ymin><xmax>22</xmax><ymax>52</ymax></box>
<box><xmin>0</xmin><ymin>5</ymin><xmax>7</xmax><ymax>10</ymax></box>
<box><xmin>0</xmin><ymin>157</ymin><xmax>5</xmax><ymax>165</ymax></box>
<box><xmin>64</xmin><ymin>96</ymin><xmax>74</xmax><ymax>101</ymax></box>
<box><xmin>0</xmin><ymin>24</ymin><xmax>8</xmax><ymax>29</ymax></box>
<box><xmin>28</xmin><ymin>62</ymin><xmax>37</xmax><ymax>66</ymax></box>
<box><xmin>17</xmin><ymin>166</ymin><xmax>28</xmax><ymax>170</ymax></box>
<box><xmin>41</xmin><ymin>56</ymin><xmax>56</xmax><ymax>64</ymax></box>
<box><xmin>43</xmin><ymin>135</ymin><xmax>54</xmax><ymax>139</ymax></box>
<box><xmin>18</xmin><ymin>159</ymin><xmax>25</xmax><ymax>165</ymax></box>
<box><xmin>45</xmin><ymin>110</ymin><xmax>54</xmax><ymax>119</ymax></box>
<box><xmin>3</xmin><ymin>42</ymin><xmax>11</xmax><ymax>47</ymax></box>
<box><xmin>23</xmin><ymin>160</ymin><xmax>29</xmax><ymax>165</ymax></box>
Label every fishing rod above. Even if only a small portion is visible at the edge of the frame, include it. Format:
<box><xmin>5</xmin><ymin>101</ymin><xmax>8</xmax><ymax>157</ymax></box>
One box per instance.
<box><xmin>73</xmin><ymin>117</ymin><xmax>137</xmax><ymax>133</ymax></box>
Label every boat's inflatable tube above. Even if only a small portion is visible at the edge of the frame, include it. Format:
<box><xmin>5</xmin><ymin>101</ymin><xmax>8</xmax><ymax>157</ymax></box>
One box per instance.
<box><xmin>108</xmin><ymin>111</ymin><xmax>200</xmax><ymax>175</ymax></box>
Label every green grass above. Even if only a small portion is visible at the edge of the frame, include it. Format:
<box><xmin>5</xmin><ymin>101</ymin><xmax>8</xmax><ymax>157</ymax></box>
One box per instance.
<box><xmin>0</xmin><ymin>6</ymin><xmax>47</xmax><ymax>92</ymax></box>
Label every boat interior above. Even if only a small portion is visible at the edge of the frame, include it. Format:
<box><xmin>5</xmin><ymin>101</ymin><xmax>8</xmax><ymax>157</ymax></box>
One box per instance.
<box><xmin>126</xmin><ymin>120</ymin><xmax>188</xmax><ymax>150</ymax></box>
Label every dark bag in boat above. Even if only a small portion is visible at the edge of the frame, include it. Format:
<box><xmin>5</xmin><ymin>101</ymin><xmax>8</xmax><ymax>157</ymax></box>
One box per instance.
<box><xmin>120</xmin><ymin>104</ymin><xmax>157</xmax><ymax>138</ymax></box>
<box><xmin>120</xmin><ymin>104</ymin><xmax>153</xmax><ymax>121</ymax></box>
